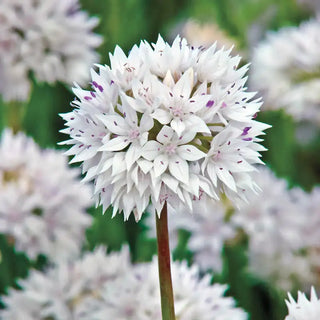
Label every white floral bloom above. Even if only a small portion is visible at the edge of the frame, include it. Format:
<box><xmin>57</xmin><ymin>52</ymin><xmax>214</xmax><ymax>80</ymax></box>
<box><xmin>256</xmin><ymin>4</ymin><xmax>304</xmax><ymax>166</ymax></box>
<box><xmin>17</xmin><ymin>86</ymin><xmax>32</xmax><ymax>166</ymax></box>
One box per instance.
<box><xmin>92</xmin><ymin>258</ymin><xmax>247</xmax><ymax>320</ymax></box>
<box><xmin>250</xmin><ymin>19</ymin><xmax>320</xmax><ymax>125</ymax></box>
<box><xmin>2</xmin><ymin>247</ymin><xmax>247</xmax><ymax>320</ymax></box>
<box><xmin>285</xmin><ymin>287</ymin><xmax>320</xmax><ymax>320</ymax></box>
<box><xmin>1</xmin><ymin>246</ymin><xmax>131</xmax><ymax>320</ymax></box>
<box><xmin>145</xmin><ymin>195</ymin><xmax>236</xmax><ymax>273</ymax></box>
<box><xmin>0</xmin><ymin>0</ymin><xmax>102</xmax><ymax>102</ymax></box>
<box><xmin>61</xmin><ymin>35</ymin><xmax>269</xmax><ymax>221</ymax></box>
<box><xmin>0</xmin><ymin>129</ymin><xmax>93</xmax><ymax>262</ymax></box>
<box><xmin>232</xmin><ymin>167</ymin><xmax>317</xmax><ymax>290</ymax></box>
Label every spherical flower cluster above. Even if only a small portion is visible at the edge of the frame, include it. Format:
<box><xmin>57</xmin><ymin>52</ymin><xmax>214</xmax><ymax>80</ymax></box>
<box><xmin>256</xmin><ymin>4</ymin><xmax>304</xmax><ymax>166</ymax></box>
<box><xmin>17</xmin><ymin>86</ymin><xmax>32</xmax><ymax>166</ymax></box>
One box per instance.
<box><xmin>171</xmin><ymin>19</ymin><xmax>238</xmax><ymax>50</ymax></box>
<box><xmin>285</xmin><ymin>287</ymin><xmax>320</xmax><ymax>320</ymax></box>
<box><xmin>0</xmin><ymin>0</ymin><xmax>102</xmax><ymax>102</ymax></box>
<box><xmin>61</xmin><ymin>35</ymin><xmax>270</xmax><ymax>221</ymax></box>
<box><xmin>232</xmin><ymin>167</ymin><xmax>319</xmax><ymax>290</ymax></box>
<box><xmin>0</xmin><ymin>129</ymin><xmax>93</xmax><ymax>262</ymax></box>
<box><xmin>250</xmin><ymin>19</ymin><xmax>320</xmax><ymax>125</ymax></box>
<box><xmin>145</xmin><ymin>195</ymin><xmax>237</xmax><ymax>272</ymax></box>
<box><xmin>1</xmin><ymin>246</ymin><xmax>247</xmax><ymax>320</ymax></box>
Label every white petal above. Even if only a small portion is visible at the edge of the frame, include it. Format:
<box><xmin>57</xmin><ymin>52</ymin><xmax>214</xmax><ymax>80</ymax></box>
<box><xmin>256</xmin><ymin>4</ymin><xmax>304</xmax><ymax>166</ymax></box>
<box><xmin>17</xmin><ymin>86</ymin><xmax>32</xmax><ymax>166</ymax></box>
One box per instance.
<box><xmin>177</xmin><ymin>145</ymin><xmax>206</xmax><ymax>161</ymax></box>
<box><xmin>137</xmin><ymin>159</ymin><xmax>153</xmax><ymax>174</ymax></box>
<box><xmin>216</xmin><ymin>166</ymin><xmax>237</xmax><ymax>192</ymax></box>
<box><xmin>154</xmin><ymin>154</ymin><xmax>169</xmax><ymax>177</ymax></box>
<box><xmin>98</xmin><ymin>114</ymin><xmax>128</xmax><ymax>135</ymax></box>
<box><xmin>169</xmin><ymin>156</ymin><xmax>189</xmax><ymax>184</ymax></box>
<box><xmin>125</xmin><ymin>145</ymin><xmax>141</xmax><ymax>170</ymax></box>
<box><xmin>171</xmin><ymin>118</ymin><xmax>186</xmax><ymax>136</ymax></box>
<box><xmin>140</xmin><ymin>113</ymin><xmax>154</xmax><ymax>131</ymax></box>
<box><xmin>98</xmin><ymin>136</ymin><xmax>130</xmax><ymax>151</ymax></box>
<box><xmin>184</xmin><ymin>115</ymin><xmax>210</xmax><ymax>134</ymax></box>
<box><xmin>173</xmin><ymin>68</ymin><xmax>194</xmax><ymax>99</ymax></box>
<box><xmin>141</xmin><ymin>141</ymin><xmax>162</xmax><ymax>160</ymax></box>
<box><xmin>157</xmin><ymin>125</ymin><xmax>174</xmax><ymax>144</ymax></box>
<box><xmin>151</xmin><ymin>108</ymin><xmax>172</xmax><ymax>124</ymax></box>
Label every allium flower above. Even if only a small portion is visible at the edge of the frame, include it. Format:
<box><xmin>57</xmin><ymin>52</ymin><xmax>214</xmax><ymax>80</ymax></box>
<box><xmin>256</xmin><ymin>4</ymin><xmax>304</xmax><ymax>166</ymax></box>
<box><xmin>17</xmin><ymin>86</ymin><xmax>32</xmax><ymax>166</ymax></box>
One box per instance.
<box><xmin>171</xmin><ymin>19</ymin><xmax>238</xmax><ymax>50</ymax></box>
<box><xmin>285</xmin><ymin>287</ymin><xmax>320</xmax><ymax>320</ymax></box>
<box><xmin>250</xmin><ymin>19</ymin><xmax>320</xmax><ymax>125</ymax></box>
<box><xmin>0</xmin><ymin>0</ymin><xmax>102</xmax><ymax>102</ymax></box>
<box><xmin>232</xmin><ymin>167</ymin><xmax>317</xmax><ymax>290</ymax></box>
<box><xmin>0</xmin><ymin>129</ymin><xmax>93</xmax><ymax>262</ymax></box>
<box><xmin>1</xmin><ymin>246</ymin><xmax>131</xmax><ymax>319</ymax></box>
<box><xmin>145</xmin><ymin>195</ymin><xmax>236</xmax><ymax>272</ymax></box>
<box><xmin>61</xmin><ymin>35</ymin><xmax>269</xmax><ymax>221</ymax></box>
<box><xmin>1</xmin><ymin>247</ymin><xmax>247</xmax><ymax>320</ymax></box>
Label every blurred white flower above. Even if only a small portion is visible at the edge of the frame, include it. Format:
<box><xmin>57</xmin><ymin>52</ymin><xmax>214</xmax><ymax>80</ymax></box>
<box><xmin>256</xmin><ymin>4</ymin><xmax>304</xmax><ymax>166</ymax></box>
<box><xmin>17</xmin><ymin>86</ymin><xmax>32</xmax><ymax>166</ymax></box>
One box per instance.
<box><xmin>0</xmin><ymin>0</ymin><xmax>102</xmax><ymax>102</ymax></box>
<box><xmin>1</xmin><ymin>247</ymin><xmax>247</xmax><ymax>320</ymax></box>
<box><xmin>170</xmin><ymin>19</ymin><xmax>238</xmax><ymax>50</ymax></box>
<box><xmin>61</xmin><ymin>35</ymin><xmax>269</xmax><ymax>221</ymax></box>
<box><xmin>0</xmin><ymin>129</ymin><xmax>93</xmax><ymax>262</ymax></box>
<box><xmin>250</xmin><ymin>19</ymin><xmax>320</xmax><ymax>125</ymax></box>
<box><xmin>145</xmin><ymin>195</ymin><xmax>236</xmax><ymax>273</ymax></box>
<box><xmin>285</xmin><ymin>287</ymin><xmax>320</xmax><ymax>320</ymax></box>
<box><xmin>1</xmin><ymin>246</ymin><xmax>131</xmax><ymax>319</ymax></box>
<box><xmin>232</xmin><ymin>167</ymin><xmax>317</xmax><ymax>290</ymax></box>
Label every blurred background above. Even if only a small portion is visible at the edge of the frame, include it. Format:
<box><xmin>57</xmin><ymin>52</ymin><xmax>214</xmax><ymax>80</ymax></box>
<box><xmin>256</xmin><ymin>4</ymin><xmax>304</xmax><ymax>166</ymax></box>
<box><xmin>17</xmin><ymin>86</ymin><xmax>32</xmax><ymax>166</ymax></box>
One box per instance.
<box><xmin>0</xmin><ymin>0</ymin><xmax>320</xmax><ymax>319</ymax></box>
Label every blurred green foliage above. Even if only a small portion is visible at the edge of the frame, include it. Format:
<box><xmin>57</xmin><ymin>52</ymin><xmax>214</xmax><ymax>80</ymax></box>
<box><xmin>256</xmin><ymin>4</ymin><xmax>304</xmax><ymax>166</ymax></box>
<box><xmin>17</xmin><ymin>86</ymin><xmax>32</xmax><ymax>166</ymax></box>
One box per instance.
<box><xmin>0</xmin><ymin>0</ymin><xmax>319</xmax><ymax>319</ymax></box>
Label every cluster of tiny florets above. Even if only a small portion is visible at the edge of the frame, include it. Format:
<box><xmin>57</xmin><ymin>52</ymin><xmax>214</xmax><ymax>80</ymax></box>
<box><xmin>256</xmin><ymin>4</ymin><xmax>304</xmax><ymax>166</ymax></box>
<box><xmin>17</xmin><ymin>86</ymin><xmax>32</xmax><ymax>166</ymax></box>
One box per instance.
<box><xmin>1</xmin><ymin>246</ymin><xmax>247</xmax><ymax>320</ymax></box>
<box><xmin>0</xmin><ymin>0</ymin><xmax>102</xmax><ymax>101</ymax></box>
<box><xmin>0</xmin><ymin>129</ymin><xmax>93</xmax><ymax>262</ymax></box>
<box><xmin>61</xmin><ymin>35</ymin><xmax>270</xmax><ymax>221</ymax></box>
<box><xmin>250</xmin><ymin>19</ymin><xmax>320</xmax><ymax>125</ymax></box>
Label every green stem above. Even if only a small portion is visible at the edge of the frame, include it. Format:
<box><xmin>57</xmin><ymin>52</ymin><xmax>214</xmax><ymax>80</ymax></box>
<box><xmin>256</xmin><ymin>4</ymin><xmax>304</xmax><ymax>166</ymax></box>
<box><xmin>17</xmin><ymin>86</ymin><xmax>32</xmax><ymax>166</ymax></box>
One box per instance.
<box><xmin>156</xmin><ymin>202</ymin><xmax>176</xmax><ymax>320</ymax></box>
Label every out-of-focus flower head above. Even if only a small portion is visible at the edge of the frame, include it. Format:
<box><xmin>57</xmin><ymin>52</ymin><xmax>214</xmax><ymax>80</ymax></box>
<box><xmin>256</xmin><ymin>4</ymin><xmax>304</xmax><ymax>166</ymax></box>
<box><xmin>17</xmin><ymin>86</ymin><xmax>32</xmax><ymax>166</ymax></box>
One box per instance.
<box><xmin>1</xmin><ymin>246</ymin><xmax>131</xmax><ymax>319</ymax></box>
<box><xmin>0</xmin><ymin>129</ymin><xmax>93</xmax><ymax>262</ymax></box>
<box><xmin>145</xmin><ymin>195</ymin><xmax>236</xmax><ymax>273</ymax></box>
<box><xmin>232</xmin><ymin>167</ymin><xmax>318</xmax><ymax>290</ymax></box>
<box><xmin>0</xmin><ymin>0</ymin><xmax>102</xmax><ymax>102</ymax></box>
<box><xmin>285</xmin><ymin>287</ymin><xmax>320</xmax><ymax>320</ymax></box>
<box><xmin>250</xmin><ymin>19</ymin><xmax>320</xmax><ymax>125</ymax></box>
<box><xmin>1</xmin><ymin>247</ymin><xmax>247</xmax><ymax>320</ymax></box>
<box><xmin>171</xmin><ymin>19</ymin><xmax>238</xmax><ymax>50</ymax></box>
<box><xmin>60</xmin><ymin>35</ymin><xmax>270</xmax><ymax>221</ymax></box>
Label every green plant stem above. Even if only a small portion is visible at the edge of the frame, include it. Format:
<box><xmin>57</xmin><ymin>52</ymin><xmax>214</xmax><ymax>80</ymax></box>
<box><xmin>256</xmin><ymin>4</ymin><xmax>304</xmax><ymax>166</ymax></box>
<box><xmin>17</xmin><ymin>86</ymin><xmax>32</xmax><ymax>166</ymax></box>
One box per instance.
<box><xmin>156</xmin><ymin>202</ymin><xmax>176</xmax><ymax>320</ymax></box>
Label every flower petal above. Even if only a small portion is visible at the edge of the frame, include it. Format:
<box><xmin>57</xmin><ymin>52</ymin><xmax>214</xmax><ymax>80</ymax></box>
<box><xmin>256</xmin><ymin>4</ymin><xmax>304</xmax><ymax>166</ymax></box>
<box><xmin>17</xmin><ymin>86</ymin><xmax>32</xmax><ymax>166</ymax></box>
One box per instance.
<box><xmin>177</xmin><ymin>145</ymin><xmax>206</xmax><ymax>161</ymax></box>
<box><xmin>98</xmin><ymin>136</ymin><xmax>130</xmax><ymax>151</ymax></box>
<box><xmin>169</xmin><ymin>156</ymin><xmax>189</xmax><ymax>184</ymax></box>
<box><xmin>154</xmin><ymin>154</ymin><xmax>169</xmax><ymax>177</ymax></box>
<box><xmin>141</xmin><ymin>141</ymin><xmax>161</xmax><ymax>160</ymax></box>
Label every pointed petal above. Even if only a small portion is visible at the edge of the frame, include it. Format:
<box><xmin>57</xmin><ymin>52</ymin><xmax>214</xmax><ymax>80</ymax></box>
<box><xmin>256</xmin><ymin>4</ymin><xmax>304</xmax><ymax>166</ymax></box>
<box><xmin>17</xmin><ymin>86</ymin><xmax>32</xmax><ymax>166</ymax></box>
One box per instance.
<box><xmin>177</xmin><ymin>145</ymin><xmax>206</xmax><ymax>161</ymax></box>
<box><xmin>154</xmin><ymin>154</ymin><xmax>169</xmax><ymax>177</ymax></box>
<box><xmin>169</xmin><ymin>156</ymin><xmax>189</xmax><ymax>184</ymax></box>
<box><xmin>171</xmin><ymin>118</ymin><xmax>186</xmax><ymax>136</ymax></box>
<box><xmin>141</xmin><ymin>141</ymin><xmax>161</xmax><ymax>160</ymax></box>
<box><xmin>157</xmin><ymin>125</ymin><xmax>174</xmax><ymax>144</ymax></box>
<box><xmin>151</xmin><ymin>108</ymin><xmax>171</xmax><ymax>124</ymax></box>
<box><xmin>98</xmin><ymin>114</ymin><xmax>128</xmax><ymax>135</ymax></box>
<box><xmin>98</xmin><ymin>136</ymin><xmax>130</xmax><ymax>151</ymax></box>
<box><xmin>173</xmin><ymin>68</ymin><xmax>194</xmax><ymax>99</ymax></box>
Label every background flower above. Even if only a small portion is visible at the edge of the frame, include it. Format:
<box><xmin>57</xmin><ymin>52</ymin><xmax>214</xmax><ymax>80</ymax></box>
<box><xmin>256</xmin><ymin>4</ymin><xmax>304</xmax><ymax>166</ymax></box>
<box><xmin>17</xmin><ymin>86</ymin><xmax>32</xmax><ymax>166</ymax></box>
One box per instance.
<box><xmin>0</xmin><ymin>129</ymin><xmax>93</xmax><ymax>262</ymax></box>
<box><xmin>0</xmin><ymin>0</ymin><xmax>102</xmax><ymax>101</ymax></box>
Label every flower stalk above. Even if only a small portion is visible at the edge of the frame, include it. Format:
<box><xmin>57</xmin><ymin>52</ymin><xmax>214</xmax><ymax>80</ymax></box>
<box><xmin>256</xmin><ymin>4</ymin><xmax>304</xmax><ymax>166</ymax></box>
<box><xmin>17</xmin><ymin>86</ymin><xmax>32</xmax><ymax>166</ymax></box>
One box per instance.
<box><xmin>156</xmin><ymin>202</ymin><xmax>176</xmax><ymax>320</ymax></box>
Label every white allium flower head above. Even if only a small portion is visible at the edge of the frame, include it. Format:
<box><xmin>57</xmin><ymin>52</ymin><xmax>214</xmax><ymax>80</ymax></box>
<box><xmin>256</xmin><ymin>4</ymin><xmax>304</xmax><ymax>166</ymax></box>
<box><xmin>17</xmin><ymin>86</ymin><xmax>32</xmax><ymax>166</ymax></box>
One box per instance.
<box><xmin>285</xmin><ymin>287</ymin><xmax>320</xmax><ymax>320</ymax></box>
<box><xmin>250</xmin><ymin>19</ymin><xmax>320</xmax><ymax>125</ymax></box>
<box><xmin>1</xmin><ymin>247</ymin><xmax>247</xmax><ymax>320</ymax></box>
<box><xmin>145</xmin><ymin>195</ymin><xmax>236</xmax><ymax>272</ymax></box>
<box><xmin>61</xmin><ymin>35</ymin><xmax>270</xmax><ymax>221</ymax></box>
<box><xmin>232</xmin><ymin>167</ymin><xmax>316</xmax><ymax>290</ymax></box>
<box><xmin>0</xmin><ymin>129</ymin><xmax>93</xmax><ymax>262</ymax></box>
<box><xmin>1</xmin><ymin>246</ymin><xmax>131</xmax><ymax>319</ymax></box>
<box><xmin>0</xmin><ymin>0</ymin><xmax>102</xmax><ymax>102</ymax></box>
